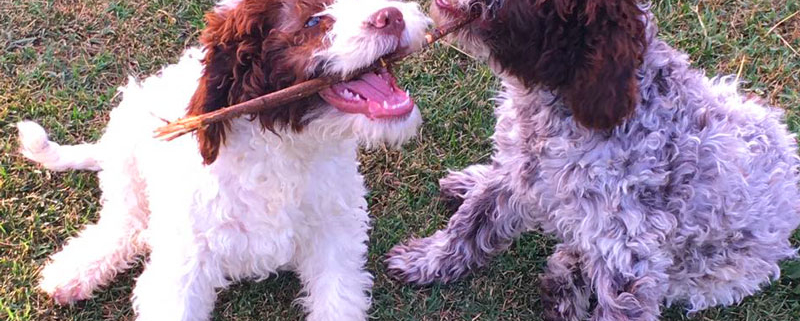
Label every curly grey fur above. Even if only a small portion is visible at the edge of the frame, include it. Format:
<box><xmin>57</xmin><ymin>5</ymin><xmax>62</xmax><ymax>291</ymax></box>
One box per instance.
<box><xmin>386</xmin><ymin>11</ymin><xmax>800</xmax><ymax>321</ymax></box>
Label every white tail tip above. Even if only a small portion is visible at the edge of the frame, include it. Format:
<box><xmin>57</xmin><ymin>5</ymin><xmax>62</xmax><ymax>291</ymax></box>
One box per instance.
<box><xmin>17</xmin><ymin>121</ymin><xmax>51</xmax><ymax>158</ymax></box>
<box><xmin>16</xmin><ymin>121</ymin><xmax>101</xmax><ymax>171</ymax></box>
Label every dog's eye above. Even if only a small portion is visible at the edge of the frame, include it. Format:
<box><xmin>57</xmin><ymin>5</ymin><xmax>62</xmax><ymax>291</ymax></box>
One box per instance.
<box><xmin>304</xmin><ymin>16</ymin><xmax>321</xmax><ymax>28</ymax></box>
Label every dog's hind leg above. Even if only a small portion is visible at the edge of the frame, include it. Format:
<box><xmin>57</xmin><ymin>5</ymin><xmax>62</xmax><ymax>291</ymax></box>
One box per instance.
<box><xmin>386</xmin><ymin>175</ymin><xmax>524</xmax><ymax>284</ymax></box>
<box><xmin>540</xmin><ymin>245</ymin><xmax>590</xmax><ymax>321</ymax></box>
<box><xmin>39</xmin><ymin>165</ymin><xmax>148</xmax><ymax>304</ymax></box>
<box><xmin>586</xmin><ymin>246</ymin><xmax>670</xmax><ymax>321</ymax></box>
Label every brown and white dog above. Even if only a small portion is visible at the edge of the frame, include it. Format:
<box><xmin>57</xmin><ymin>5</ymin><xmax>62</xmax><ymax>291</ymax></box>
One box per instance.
<box><xmin>17</xmin><ymin>0</ymin><xmax>429</xmax><ymax>320</ymax></box>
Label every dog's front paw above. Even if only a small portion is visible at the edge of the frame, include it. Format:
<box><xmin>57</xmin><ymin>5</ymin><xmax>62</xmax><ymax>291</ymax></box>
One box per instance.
<box><xmin>439</xmin><ymin>176</ymin><xmax>469</xmax><ymax>201</ymax></box>
<box><xmin>385</xmin><ymin>231</ymin><xmax>471</xmax><ymax>285</ymax></box>
<box><xmin>439</xmin><ymin>168</ymin><xmax>483</xmax><ymax>199</ymax></box>
<box><xmin>385</xmin><ymin>241</ymin><xmax>436</xmax><ymax>285</ymax></box>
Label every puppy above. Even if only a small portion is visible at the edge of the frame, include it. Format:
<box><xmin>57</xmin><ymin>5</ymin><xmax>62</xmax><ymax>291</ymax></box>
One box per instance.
<box><xmin>17</xmin><ymin>0</ymin><xmax>430</xmax><ymax>320</ymax></box>
<box><xmin>387</xmin><ymin>1</ymin><xmax>800</xmax><ymax>320</ymax></box>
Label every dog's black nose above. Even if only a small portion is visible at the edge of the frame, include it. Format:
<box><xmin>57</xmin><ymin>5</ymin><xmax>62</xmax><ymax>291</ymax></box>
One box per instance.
<box><xmin>368</xmin><ymin>7</ymin><xmax>405</xmax><ymax>38</ymax></box>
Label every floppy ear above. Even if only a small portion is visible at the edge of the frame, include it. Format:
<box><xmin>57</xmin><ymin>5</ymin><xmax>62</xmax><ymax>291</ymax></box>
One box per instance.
<box><xmin>187</xmin><ymin>2</ymin><xmax>284</xmax><ymax>165</ymax></box>
<box><xmin>486</xmin><ymin>0</ymin><xmax>646</xmax><ymax>130</ymax></box>
<box><xmin>187</xmin><ymin>41</ymin><xmax>234</xmax><ymax>165</ymax></box>
<box><xmin>560</xmin><ymin>0</ymin><xmax>646</xmax><ymax>129</ymax></box>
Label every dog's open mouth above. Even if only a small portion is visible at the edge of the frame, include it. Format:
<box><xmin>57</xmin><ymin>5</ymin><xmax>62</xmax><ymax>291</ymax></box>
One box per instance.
<box><xmin>319</xmin><ymin>66</ymin><xmax>413</xmax><ymax>120</ymax></box>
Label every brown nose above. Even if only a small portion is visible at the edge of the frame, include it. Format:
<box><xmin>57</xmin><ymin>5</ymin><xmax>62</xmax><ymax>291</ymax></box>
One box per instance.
<box><xmin>368</xmin><ymin>7</ymin><xmax>405</xmax><ymax>38</ymax></box>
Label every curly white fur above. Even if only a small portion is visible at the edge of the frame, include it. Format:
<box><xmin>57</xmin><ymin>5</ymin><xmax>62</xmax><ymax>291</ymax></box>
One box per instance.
<box><xmin>18</xmin><ymin>0</ymin><xmax>429</xmax><ymax>320</ymax></box>
<box><xmin>315</xmin><ymin>0</ymin><xmax>429</xmax><ymax>76</ymax></box>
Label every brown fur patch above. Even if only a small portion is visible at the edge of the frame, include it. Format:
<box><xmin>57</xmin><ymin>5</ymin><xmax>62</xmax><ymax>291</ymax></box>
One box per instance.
<box><xmin>479</xmin><ymin>0</ymin><xmax>646</xmax><ymax>130</ymax></box>
<box><xmin>187</xmin><ymin>0</ymin><xmax>334</xmax><ymax>164</ymax></box>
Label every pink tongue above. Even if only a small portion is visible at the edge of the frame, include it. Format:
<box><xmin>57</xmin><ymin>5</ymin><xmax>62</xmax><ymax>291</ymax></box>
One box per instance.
<box><xmin>346</xmin><ymin>73</ymin><xmax>404</xmax><ymax>104</ymax></box>
<box><xmin>360</xmin><ymin>73</ymin><xmax>393</xmax><ymax>95</ymax></box>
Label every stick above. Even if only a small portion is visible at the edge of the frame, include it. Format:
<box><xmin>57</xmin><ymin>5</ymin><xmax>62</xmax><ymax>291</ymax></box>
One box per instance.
<box><xmin>154</xmin><ymin>14</ymin><xmax>477</xmax><ymax>141</ymax></box>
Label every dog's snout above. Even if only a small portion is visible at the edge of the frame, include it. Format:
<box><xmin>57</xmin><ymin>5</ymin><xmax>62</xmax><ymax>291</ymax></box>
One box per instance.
<box><xmin>368</xmin><ymin>7</ymin><xmax>405</xmax><ymax>38</ymax></box>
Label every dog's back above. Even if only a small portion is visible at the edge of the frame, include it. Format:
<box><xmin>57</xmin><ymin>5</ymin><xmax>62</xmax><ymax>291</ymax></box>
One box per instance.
<box><xmin>17</xmin><ymin>47</ymin><xmax>206</xmax><ymax>173</ymax></box>
<box><xmin>640</xmin><ymin>40</ymin><xmax>800</xmax><ymax>311</ymax></box>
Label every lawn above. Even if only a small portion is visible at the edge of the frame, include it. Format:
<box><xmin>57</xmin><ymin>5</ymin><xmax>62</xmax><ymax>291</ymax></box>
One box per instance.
<box><xmin>1</xmin><ymin>0</ymin><xmax>800</xmax><ymax>320</ymax></box>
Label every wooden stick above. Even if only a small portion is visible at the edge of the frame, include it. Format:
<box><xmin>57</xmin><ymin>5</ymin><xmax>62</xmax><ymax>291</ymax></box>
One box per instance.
<box><xmin>154</xmin><ymin>14</ymin><xmax>477</xmax><ymax>141</ymax></box>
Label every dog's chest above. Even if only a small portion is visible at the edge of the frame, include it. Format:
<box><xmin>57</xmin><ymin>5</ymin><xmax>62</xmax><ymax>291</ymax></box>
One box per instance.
<box><xmin>195</xmin><ymin>143</ymin><xmax>368</xmax><ymax>277</ymax></box>
<box><xmin>494</xmin><ymin>84</ymin><xmax>677</xmax><ymax>239</ymax></box>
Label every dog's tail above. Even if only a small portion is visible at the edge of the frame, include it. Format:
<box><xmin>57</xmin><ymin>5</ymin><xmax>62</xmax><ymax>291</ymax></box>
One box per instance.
<box><xmin>16</xmin><ymin>121</ymin><xmax>102</xmax><ymax>171</ymax></box>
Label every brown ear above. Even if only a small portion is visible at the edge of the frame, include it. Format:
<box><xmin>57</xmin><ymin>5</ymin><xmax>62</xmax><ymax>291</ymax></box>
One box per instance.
<box><xmin>485</xmin><ymin>0</ymin><xmax>646</xmax><ymax>130</ymax></box>
<box><xmin>561</xmin><ymin>0</ymin><xmax>646</xmax><ymax>129</ymax></box>
<box><xmin>187</xmin><ymin>2</ymin><xmax>282</xmax><ymax>165</ymax></box>
<box><xmin>187</xmin><ymin>43</ymin><xmax>235</xmax><ymax>165</ymax></box>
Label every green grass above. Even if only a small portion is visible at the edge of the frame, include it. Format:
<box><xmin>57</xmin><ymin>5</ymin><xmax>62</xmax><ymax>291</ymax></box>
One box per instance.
<box><xmin>1</xmin><ymin>0</ymin><xmax>799</xmax><ymax>320</ymax></box>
